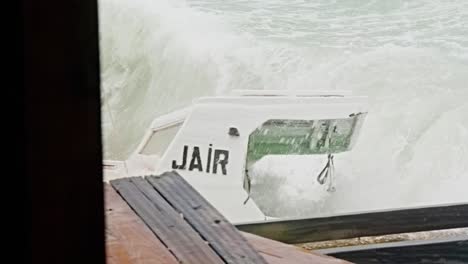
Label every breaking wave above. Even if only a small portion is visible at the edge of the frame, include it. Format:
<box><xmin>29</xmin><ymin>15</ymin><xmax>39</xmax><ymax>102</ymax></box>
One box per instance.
<box><xmin>99</xmin><ymin>0</ymin><xmax>468</xmax><ymax>217</ymax></box>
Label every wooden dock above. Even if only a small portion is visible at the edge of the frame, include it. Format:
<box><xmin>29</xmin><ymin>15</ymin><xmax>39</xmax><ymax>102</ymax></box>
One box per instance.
<box><xmin>237</xmin><ymin>203</ymin><xmax>468</xmax><ymax>244</ymax></box>
<box><xmin>318</xmin><ymin>237</ymin><xmax>468</xmax><ymax>263</ymax></box>
<box><xmin>105</xmin><ymin>172</ymin><xmax>349</xmax><ymax>264</ymax></box>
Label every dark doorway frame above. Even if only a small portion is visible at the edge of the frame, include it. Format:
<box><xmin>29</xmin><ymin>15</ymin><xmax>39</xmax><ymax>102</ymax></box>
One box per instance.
<box><xmin>21</xmin><ymin>0</ymin><xmax>105</xmax><ymax>263</ymax></box>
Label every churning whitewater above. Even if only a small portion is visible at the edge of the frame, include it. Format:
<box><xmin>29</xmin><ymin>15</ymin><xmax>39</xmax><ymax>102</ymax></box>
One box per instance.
<box><xmin>99</xmin><ymin>0</ymin><xmax>468</xmax><ymax>218</ymax></box>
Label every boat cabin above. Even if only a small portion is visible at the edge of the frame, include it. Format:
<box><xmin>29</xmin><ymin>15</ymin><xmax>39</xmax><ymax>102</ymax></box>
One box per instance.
<box><xmin>104</xmin><ymin>90</ymin><xmax>368</xmax><ymax>223</ymax></box>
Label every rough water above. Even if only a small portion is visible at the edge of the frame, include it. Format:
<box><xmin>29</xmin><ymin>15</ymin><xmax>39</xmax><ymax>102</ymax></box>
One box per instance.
<box><xmin>99</xmin><ymin>0</ymin><xmax>468</xmax><ymax>218</ymax></box>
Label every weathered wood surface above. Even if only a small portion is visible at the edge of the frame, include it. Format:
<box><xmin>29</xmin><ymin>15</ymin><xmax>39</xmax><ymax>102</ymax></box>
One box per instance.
<box><xmin>236</xmin><ymin>203</ymin><xmax>468</xmax><ymax>244</ymax></box>
<box><xmin>317</xmin><ymin>236</ymin><xmax>468</xmax><ymax>263</ymax></box>
<box><xmin>106</xmin><ymin>171</ymin><xmax>468</xmax><ymax>263</ymax></box>
<box><xmin>147</xmin><ymin>173</ymin><xmax>267</xmax><ymax>264</ymax></box>
<box><xmin>242</xmin><ymin>232</ymin><xmax>351</xmax><ymax>264</ymax></box>
<box><xmin>111</xmin><ymin>178</ymin><xmax>224</xmax><ymax>264</ymax></box>
<box><xmin>105</xmin><ymin>184</ymin><xmax>179</xmax><ymax>264</ymax></box>
<box><xmin>107</xmin><ymin>172</ymin><xmax>349</xmax><ymax>264</ymax></box>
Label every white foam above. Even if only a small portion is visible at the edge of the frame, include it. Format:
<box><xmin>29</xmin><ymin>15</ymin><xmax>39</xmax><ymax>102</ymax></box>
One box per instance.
<box><xmin>99</xmin><ymin>0</ymin><xmax>468</xmax><ymax>217</ymax></box>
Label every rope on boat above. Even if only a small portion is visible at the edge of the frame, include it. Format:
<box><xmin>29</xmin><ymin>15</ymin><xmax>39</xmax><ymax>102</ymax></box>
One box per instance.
<box><xmin>316</xmin><ymin>122</ymin><xmax>336</xmax><ymax>192</ymax></box>
<box><xmin>317</xmin><ymin>153</ymin><xmax>336</xmax><ymax>192</ymax></box>
<box><xmin>243</xmin><ymin>171</ymin><xmax>252</xmax><ymax>204</ymax></box>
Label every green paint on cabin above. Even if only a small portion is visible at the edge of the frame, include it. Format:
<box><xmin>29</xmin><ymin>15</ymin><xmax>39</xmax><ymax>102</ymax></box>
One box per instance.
<box><xmin>246</xmin><ymin>114</ymin><xmax>365</xmax><ymax>166</ymax></box>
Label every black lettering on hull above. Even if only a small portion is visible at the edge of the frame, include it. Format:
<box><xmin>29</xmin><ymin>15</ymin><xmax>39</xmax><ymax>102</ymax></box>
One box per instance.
<box><xmin>189</xmin><ymin>146</ymin><xmax>203</xmax><ymax>172</ymax></box>
<box><xmin>213</xmin><ymin>149</ymin><xmax>229</xmax><ymax>175</ymax></box>
<box><xmin>172</xmin><ymin>145</ymin><xmax>188</xmax><ymax>169</ymax></box>
<box><xmin>172</xmin><ymin>144</ymin><xmax>229</xmax><ymax>175</ymax></box>
<box><xmin>206</xmin><ymin>144</ymin><xmax>212</xmax><ymax>173</ymax></box>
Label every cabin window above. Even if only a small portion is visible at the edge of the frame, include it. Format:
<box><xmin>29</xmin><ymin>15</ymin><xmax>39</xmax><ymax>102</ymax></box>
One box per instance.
<box><xmin>140</xmin><ymin>123</ymin><xmax>182</xmax><ymax>156</ymax></box>
<box><xmin>246</xmin><ymin>114</ymin><xmax>366</xmax><ymax>166</ymax></box>
<box><xmin>244</xmin><ymin>114</ymin><xmax>367</xmax><ymax>217</ymax></box>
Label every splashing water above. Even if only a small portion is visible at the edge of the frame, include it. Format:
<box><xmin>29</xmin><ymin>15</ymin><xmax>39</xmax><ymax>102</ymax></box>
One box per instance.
<box><xmin>99</xmin><ymin>0</ymin><xmax>468</xmax><ymax>217</ymax></box>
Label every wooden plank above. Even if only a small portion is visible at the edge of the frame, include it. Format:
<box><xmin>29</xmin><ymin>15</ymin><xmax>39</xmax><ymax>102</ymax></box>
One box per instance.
<box><xmin>242</xmin><ymin>232</ymin><xmax>352</xmax><ymax>264</ymax></box>
<box><xmin>236</xmin><ymin>203</ymin><xmax>468</xmax><ymax>244</ymax></box>
<box><xmin>317</xmin><ymin>236</ymin><xmax>468</xmax><ymax>263</ymax></box>
<box><xmin>147</xmin><ymin>172</ymin><xmax>268</xmax><ymax>264</ymax></box>
<box><xmin>105</xmin><ymin>184</ymin><xmax>178</xmax><ymax>264</ymax></box>
<box><xmin>111</xmin><ymin>178</ymin><xmax>224</xmax><ymax>264</ymax></box>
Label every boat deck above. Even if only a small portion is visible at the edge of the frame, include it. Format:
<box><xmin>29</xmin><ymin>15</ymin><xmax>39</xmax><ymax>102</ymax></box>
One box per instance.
<box><xmin>105</xmin><ymin>172</ymin><xmax>349</xmax><ymax>264</ymax></box>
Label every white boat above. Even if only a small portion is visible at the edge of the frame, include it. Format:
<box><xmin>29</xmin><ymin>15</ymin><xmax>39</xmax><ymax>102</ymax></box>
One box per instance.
<box><xmin>104</xmin><ymin>90</ymin><xmax>369</xmax><ymax>223</ymax></box>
